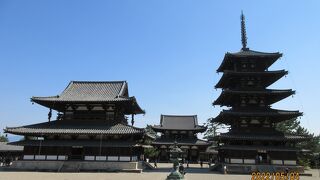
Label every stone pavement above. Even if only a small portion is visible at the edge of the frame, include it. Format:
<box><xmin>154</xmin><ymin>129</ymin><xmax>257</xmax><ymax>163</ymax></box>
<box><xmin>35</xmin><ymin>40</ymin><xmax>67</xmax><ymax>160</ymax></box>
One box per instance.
<box><xmin>0</xmin><ymin>163</ymin><xmax>319</xmax><ymax>180</ymax></box>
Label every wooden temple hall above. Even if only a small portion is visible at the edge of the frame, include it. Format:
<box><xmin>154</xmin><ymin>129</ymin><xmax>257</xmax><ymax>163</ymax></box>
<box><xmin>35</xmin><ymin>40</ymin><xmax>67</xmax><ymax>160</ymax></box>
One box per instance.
<box><xmin>212</xmin><ymin>13</ymin><xmax>310</xmax><ymax>173</ymax></box>
<box><xmin>152</xmin><ymin>115</ymin><xmax>210</xmax><ymax>162</ymax></box>
<box><xmin>4</xmin><ymin>81</ymin><xmax>148</xmax><ymax>163</ymax></box>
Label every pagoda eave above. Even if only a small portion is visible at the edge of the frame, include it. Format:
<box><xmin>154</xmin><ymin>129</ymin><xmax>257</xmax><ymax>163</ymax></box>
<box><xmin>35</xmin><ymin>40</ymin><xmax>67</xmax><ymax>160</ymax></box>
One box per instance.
<box><xmin>213</xmin><ymin>89</ymin><xmax>295</xmax><ymax>106</ymax></box>
<box><xmin>216</xmin><ymin>134</ymin><xmax>310</xmax><ymax>142</ymax></box>
<box><xmin>212</xmin><ymin>109</ymin><xmax>303</xmax><ymax>124</ymax></box>
<box><xmin>215</xmin><ymin>70</ymin><xmax>288</xmax><ymax>89</ymax></box>
<box><xmin>217</xmin><ymin>50</ymin><xmax>282</xmax><ymax>72</ymax></box>
<box><xmin>217</xmin><ymin>145</ymin><xmax>305</xmax><ymax>152</ymax></box>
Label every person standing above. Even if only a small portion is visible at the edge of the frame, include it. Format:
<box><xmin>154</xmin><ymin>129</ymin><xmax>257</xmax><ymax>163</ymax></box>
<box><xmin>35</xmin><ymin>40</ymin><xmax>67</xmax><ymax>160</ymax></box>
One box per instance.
<box><xmin>154</xmin><ymin>159</ymin><xmax>158</xmax><ymax>168</ymax></box>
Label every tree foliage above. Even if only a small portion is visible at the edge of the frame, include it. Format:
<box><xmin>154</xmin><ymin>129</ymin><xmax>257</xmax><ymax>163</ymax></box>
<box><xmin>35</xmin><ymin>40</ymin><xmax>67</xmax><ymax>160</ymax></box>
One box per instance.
<box><xmin>276</xmin><ymin>118</ymin><xmax>320</xmax><ymax>167</ymax></box>
<box><xmin>0</xmin><ymin>134</ymin><xmax>8</xmax><ymax>142</ymax></box>
<box><xmin>144</xmin><ymin>147</ymin><xmax>160</xmax><ymax>160</ymax></box>
<box><xmin>145</xmin><ymin>125</ymin><xmax>158</xmax><ymax>138</ymax></box>
<box><xmin>203</xmin><ymin>118</ymin><xmax>227</xmax><ymax>140</ymax></box>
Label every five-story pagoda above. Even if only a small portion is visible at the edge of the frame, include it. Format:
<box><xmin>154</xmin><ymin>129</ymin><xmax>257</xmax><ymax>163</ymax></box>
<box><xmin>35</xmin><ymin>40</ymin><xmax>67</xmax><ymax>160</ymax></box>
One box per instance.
<box><xmin>212</xmin><ymin>13</ymin><xmax>309</xmax><ymax>173</ymax></box>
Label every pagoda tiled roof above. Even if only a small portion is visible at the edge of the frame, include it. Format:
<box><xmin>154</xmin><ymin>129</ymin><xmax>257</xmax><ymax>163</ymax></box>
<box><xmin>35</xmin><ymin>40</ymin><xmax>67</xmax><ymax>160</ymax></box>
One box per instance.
<box><xmin>9</xmin><ymin>140</ymin><xmax>139</xmax><ymax>148</ymax></box>
<box><xmin>0</xmin><ymin>142</ymin><xmax>23</xmax><ymax>152</ymax></box>
<box><xmin>4</xmin><ymin>120</ymin><xmax>145</xmax><ymax>136</ymax></box>
<box><xmin>215</xmin><ymin>70</ymin><xmax>288</xmax><ymax>89</ymax></box>
<box><xmin>227</xmin><ymin>49</ymin><xmax>282</xmax><ymax>57</ymax></box>
<box><xmin>216</xmin><ymin>133</ymin><xmax>310</xmax><ymax>142</ymax></box>
<box><xmin>152</xmin><ymin>138</ymin><xmax>210</xmax><ymax>146</ymax></box>
<box><xmin>31</xmin><ymin>81</ymin><xmax>144</xmax><ymax>114</ymax></box>
<box><xmin>217</xmin><ymin>49</ymin><xmax>282</xmax><ymax>72</ymax></box>
<box><xmin>213</xmin><ymin>108</ymin><xmax>302</xmax><ymax>124</ymax></box>
<box><xmin>213</xmin><ymin>89</ymin><xmax>294</xmax><ymax>106</ymax></box>
<box><xmin>152</xmin><ymin>115</ymin><xmax>206</xmax><ymax>132</ymax></box>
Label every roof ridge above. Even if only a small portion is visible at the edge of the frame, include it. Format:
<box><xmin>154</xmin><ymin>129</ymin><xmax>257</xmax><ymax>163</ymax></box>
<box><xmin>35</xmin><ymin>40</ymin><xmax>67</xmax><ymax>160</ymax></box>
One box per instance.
<box><xmin>70</xmin><ymin>80</ymin><xmax>127</xmax><ymax>84</ymax></box>
<box><xmin>114</xmin><ymin>123</ymin><xmax>144</xmax><ymax>130</ymax></box>
<box><xmin>161</xmin><ymin>114</ymin><xmax>197</xmax><ymax>117</ymax></box>
<box><xmin>117</xmin><ymin>81</ymin><xmax>127</xmax><ymax>97</ymax></box>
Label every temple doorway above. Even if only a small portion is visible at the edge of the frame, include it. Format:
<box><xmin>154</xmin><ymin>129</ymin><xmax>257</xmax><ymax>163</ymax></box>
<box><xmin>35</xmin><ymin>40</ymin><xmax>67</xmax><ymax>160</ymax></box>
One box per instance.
<box><xmin>70</xmin><ymin>146</ymin><xmax>83</xmax><ymax>160</ymax></box>
<box><xmin>257</xmin><ymin>152</ymin><xmax>268</xmax><ymax>164</ymax></box>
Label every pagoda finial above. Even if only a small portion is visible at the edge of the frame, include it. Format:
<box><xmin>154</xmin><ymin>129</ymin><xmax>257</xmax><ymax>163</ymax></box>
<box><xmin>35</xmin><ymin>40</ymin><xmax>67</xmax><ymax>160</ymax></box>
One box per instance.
<box><xmin>241</xmin><ymin>11</ymin><xmax>249</xmax><ymax>51</ymax></box>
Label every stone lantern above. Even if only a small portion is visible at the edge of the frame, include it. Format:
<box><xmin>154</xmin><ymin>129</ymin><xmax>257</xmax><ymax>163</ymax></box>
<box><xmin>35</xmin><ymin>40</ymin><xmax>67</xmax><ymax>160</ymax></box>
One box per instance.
<box><xmin>166</xmin><ymin>141</ymin><xmax>184</xmax><ymax>180</ymax></box>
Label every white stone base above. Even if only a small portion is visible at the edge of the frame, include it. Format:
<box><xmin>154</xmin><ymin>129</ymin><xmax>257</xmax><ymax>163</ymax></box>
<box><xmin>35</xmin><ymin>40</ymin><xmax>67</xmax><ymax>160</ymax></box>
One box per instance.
<box><xmin>219</xmin><ymin>163</ymin><xmax>304</xmax><ymax>174</ymax></box>
<box><xmin>10</xmin><ymin>160</ymin><xmax>140</xmax><ymax>172</ymax></box>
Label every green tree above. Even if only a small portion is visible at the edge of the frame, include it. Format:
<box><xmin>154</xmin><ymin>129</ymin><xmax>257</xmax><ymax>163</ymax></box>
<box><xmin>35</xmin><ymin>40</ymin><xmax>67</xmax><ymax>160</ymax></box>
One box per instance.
<box><xmin>0</xmin><ymin>134</ymin><xmax>8</xmax><ymax>142</ymax></box>
<box><xmin>145</xmin><ymin>125</ymin><xmax>158</xmax><ymax>139</ymax></box>
<box><xmin>144</xmin><ymin>147</ymin><xmax>160</xmax><ymax>160</ymax></box>
<box><xmin>203</xmin><ymin>118</ymin><xmax>227</xmax><ymax>140</ymax></box>
<box><xmin>276</xmin><ymin>118</ymin><xmax>320</xmax><ymax>167</ymax></box>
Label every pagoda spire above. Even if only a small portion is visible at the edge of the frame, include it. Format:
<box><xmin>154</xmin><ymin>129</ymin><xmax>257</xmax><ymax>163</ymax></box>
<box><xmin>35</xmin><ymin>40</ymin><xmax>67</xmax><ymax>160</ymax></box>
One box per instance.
<box><xmin>241</xmin><ymin>11</ymin><xmax>249</xmax><ymax>51</ymax></box>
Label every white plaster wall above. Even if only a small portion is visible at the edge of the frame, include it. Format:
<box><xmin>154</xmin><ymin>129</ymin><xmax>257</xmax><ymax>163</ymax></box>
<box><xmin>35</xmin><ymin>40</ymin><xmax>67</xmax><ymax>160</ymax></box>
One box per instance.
<box><xmin>271</xmin><ymin>160</ymin><xmax>283</xmax><ymax>165</ymax></box>
<box><xmin>46</xmin><ymin>155</ymin><xmax>57</xmax><ymax>160</ymax></box>
<box><xmin>108</xmin><ymin>156</ymin><xmax>118</xmax><ymax>161</ymax></box>
<box><xmin>96</xmin><ymin>156</ymin><xmax>107</xmax><ymax>161</ymax></box>
<box><xmin>23</xmin><ymin>155</ymin><xmax>34</xmax><ymax>160</ymax></box>
<box><xmin>243</xmin><ymin>159</ymin><xmax>255</xmax><ymax>164</ymax></box>
<box><xmin>119</xmin><ymin>156</ymin><xmax>130</xmax><ymax>161</ymax></box>
<box><xmin>230</xmin><ymin>159</ymin><xmax>243</xmax><ymax>164</ymax></box>
<box><xmin>35</xmin><ymin>155</ymin><xmax>46</xmax><ymax>160</ymax></box>
<box><xmin>284</xmin><ymin>160</ymin><xmax>296</xmax><ymax>165</ymax></box>
<box><xmin>84</xmin><ymin>156</ymin><xmax>95</xmax><ymax>161</ymax></box>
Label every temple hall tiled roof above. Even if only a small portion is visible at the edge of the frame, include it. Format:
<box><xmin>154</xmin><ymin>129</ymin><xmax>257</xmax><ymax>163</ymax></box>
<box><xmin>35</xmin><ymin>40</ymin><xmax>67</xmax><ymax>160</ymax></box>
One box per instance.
<box><xmin>30</xmin><ymin>81</ymin><xmax>145</xmax><ymax>114</ymax></box>
<box><xmin>152</xmin><ymin>115</ymin><xmax>206</xmax><ymax>132</ymax></box>
<box><xmin>4</xmin><ymin>120</ymin><xmax>145</xmax><ymax>136</ymax></box>
<box><xmin>32</xmin><ymin>81</ymin><xmax>130</xmax><ymax>102</ymax></box>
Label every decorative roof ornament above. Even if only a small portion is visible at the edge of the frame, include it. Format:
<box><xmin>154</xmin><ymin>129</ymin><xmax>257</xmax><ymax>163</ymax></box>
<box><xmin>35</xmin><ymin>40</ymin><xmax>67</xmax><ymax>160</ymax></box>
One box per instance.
<box><xmin>241</xmin><ymin>11</ymin><xmax>249</xmax><ymax>51</ymax></box>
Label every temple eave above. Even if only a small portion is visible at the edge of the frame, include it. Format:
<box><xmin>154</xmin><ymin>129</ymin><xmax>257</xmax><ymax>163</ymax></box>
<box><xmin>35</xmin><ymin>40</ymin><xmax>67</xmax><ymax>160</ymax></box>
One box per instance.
<box><xmin>9</xmin><ymin>140</ymin><xmax>139</xmax><ymax>148</ymax></box>
<box><xmin>152</xmin><ymin>139</ymin><xmax>211</xmax><ymax>146</ymax></box>
<box><xmin>4</xmin><ymin>120</ymin><xmax>145</xmax><ymax>136</ymax></box>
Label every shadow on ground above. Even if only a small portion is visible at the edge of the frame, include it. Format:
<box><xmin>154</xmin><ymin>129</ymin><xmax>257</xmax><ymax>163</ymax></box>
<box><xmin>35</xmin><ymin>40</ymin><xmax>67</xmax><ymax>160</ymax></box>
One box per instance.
<box><xmin>145</xmin><ymin>166</ymin><xmax>221</xmax><ymax>174</ymax></box>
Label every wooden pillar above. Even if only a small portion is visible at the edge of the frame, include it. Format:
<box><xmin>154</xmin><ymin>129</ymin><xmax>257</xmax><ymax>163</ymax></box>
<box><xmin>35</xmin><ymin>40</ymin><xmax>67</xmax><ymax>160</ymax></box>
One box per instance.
<box><xmin>130</xmin><ymin>147</ymin><xmax>132</xmax><ymax>161</ymax></box>
<box><xmin>131</xmin><ymin>114</ymin><xmax>134</xmax><ymax>126</ymax></box>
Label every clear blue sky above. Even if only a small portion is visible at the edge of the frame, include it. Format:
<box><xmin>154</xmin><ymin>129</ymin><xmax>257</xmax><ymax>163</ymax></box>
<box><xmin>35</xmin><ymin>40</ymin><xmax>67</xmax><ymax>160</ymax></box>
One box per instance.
<box><xmin>0</xmin><ymin>1</ymin><xmax>319</xmax><ymax>140</ymax></box>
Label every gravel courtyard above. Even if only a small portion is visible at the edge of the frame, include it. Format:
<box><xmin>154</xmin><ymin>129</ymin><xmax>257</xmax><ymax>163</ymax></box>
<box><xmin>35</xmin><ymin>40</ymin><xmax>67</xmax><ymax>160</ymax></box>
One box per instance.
<box><xmin>0</xmin><ymin>163</ymin><xmax>319</xmax><ymax>180</ymax></box>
